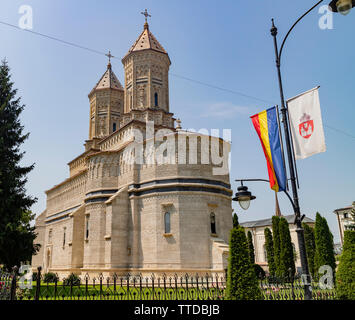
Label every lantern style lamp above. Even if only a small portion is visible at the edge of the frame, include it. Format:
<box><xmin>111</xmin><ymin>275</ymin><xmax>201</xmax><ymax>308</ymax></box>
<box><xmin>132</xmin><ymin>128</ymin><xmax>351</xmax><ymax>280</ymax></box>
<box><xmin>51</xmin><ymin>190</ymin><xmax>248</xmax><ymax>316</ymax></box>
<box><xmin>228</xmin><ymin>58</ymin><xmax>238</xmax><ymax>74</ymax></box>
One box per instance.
<box><xmin>329</xmin><ymin>0</ymin><xmax>355</xmax><ymax>15</ymax></box>
<box><xmin>232</xmin><ymin>185</ymin><xmax>256</xmax><ymax>210</ymax></box>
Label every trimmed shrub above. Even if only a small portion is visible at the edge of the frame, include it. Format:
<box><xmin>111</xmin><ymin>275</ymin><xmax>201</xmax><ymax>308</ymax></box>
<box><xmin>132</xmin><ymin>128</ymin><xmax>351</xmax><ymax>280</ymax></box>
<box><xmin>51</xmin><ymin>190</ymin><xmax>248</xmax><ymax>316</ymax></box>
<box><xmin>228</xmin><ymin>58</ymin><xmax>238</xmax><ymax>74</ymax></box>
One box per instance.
<box><xmin>272</xmin><ymin>216</ymin><xmax>281</xmax><ymax>277</ymax></box>
<box><xmin>247</xmin><ymin>231</ymin><xmax>255</xmax><ymax>264</ymax></box>
<box><xmin>226</xmin><ymin>226</ymin><xmax>262</xmax><ymax>300</ymax></box>
<box><xmin>314</xmin><ymin>213</ymin><xmax>336</xmax><ymax>280</ymax></box>
<box><xmin>63</xmin><ymin>273</ymin><xmax>81</xmax><ymax>286</ymax></box>
<box><xmin>233</xmin><ymin>213</ymin><xmax>239</xmax><ymax>228</ymax></box>
<box><xmin>279</xmin><ymin>217</ymin><xmax>295</xmax><ymax>282</ymax></box>
<box><xmin>254</xmin><ymin>264</ymin><xmax>266</xmax><ymax>280</ymax></box>
<box><xmin>43</xmin><ymin>272</ymin><xmax>58</xmax><ymax>283</ymax></box>
<box><xmin>336</xmin><ymin>230</ymin><xmax>355</xmax><ymax>300</ymax></box>
<box><xmin>302</xmin><ymin>223</ymin><xmax>316</xmax><ymax>278</ymax></box>
<box><xmin>264</xmin><ymin>228</ymin><xmax>276</xmax><ymax>276</ymax></box>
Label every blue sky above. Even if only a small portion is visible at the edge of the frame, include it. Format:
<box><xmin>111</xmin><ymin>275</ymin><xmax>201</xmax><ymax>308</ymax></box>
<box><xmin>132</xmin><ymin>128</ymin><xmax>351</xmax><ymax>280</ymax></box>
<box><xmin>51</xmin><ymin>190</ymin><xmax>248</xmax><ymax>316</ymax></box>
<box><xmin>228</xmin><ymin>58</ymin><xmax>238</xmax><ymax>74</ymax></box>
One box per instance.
<box><xmin>0</xmin><ymin>0</ymin><xmax>354</xmax><ymax>243</ymax></box>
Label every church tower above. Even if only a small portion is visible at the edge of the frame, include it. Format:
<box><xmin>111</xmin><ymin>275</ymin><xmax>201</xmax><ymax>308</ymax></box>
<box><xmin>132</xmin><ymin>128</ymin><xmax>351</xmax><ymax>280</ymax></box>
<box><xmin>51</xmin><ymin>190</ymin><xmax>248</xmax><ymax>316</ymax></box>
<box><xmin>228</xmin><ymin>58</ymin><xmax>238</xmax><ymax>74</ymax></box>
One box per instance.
<box><xmin>88</xmin><ymin>57</ymin><xmax>124</xmax><ymax>140</ymax></box>
<box><xmin>122</xmin><ymin>13</ymin><xmax>171</xmax><ymax>113</ymax></box>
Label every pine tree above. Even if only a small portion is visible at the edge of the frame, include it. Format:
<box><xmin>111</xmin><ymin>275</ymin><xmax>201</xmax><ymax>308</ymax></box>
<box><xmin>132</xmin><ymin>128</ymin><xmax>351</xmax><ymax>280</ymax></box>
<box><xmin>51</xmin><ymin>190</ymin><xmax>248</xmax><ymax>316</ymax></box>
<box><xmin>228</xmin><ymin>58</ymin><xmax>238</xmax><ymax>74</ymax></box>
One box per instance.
<box><xmin>314</xmin><ymin>213</ymin><xmax>336</xmax><ymax>280</ymax></box>
<box><xmin>264</xmin><ymin>227</ymin><xmax>276</xmax><ymax>276</ymax></box>
<box><xmin>226</xmin><ymin>226</ymin><xmax>262</xmax><ymax>300</ymax></box>
<box><xmin>271</xmin><ymin>216</ymin><xmax>281</xmax><ymax>277</ymax></box>
<box><xmin>335</xmin><ymin>230</ymin><xmax>355</xmax><ymax>299</ymax></box>
<box><xmin>247</xmin><ymin>231</ymin><xmax>255</xmax><ymax>264</ymax></box>
<box><xmin>302</xmin><ymin>223</ymin><xmax>316</xmax><ymax>279</ymax></box>
<box><xmin>0</xmin><ymin>59</ymin><xmax>38</xmax><ymax>270</ymax></box>
<box><xmin>279</xmin><ymin>217</ymin><xmax>295</xmax><ymax>282</ymax></box>
<box><xmin>233</xmin><ymin>213</ymin><xmax>239</xmax><ymax>228</ymax></box>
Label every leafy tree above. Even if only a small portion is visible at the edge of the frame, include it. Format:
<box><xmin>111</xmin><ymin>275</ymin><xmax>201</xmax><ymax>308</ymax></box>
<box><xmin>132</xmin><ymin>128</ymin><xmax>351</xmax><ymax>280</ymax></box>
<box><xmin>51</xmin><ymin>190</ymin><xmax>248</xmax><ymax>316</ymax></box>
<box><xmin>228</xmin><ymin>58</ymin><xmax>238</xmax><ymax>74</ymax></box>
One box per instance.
<box><xmin>302</xmin><ymin>223</ymin><xmax>316</xmax><ymax>278</ymax></box>
<box><xmin>247</xmin><ymin>231</ymin><xmax>255</xmax><ymax>264</ymax></box>
<box><xmin>336</xmin><ymin>230</ymin><xmax>355</xmax><ymax>299</ymax></box>
<box><xmin>226</xmin><ymin>226</ymin><xmax>262</xmax><ymax>300</ymax></box>
<box><xmin>278</xmin><ymin>217</ymin><xmax>295</xmax><ymax>282</ymax></box>
<box><xmin>314</xmin><ymin>213</ymin><xmax>336</xmax><ymax>280</ymax></box>
<box><xmin>264</xmin><ymin>227</ymin><xmax>276</xmax><ymax>276</ymax></box>
<box><xmin>0</xmin><ymin>59</ymin><xmax>38</xmax><ymax>270</ymax></box>
<box><xmin>233</xmin><ymin>213</ymin><xmax>239</xmax><ymax>228</ymax></box>
<box><xmin>272</xmin><ymin>216</ymin><xmax>281</xmax><ymax>277</ymax></box>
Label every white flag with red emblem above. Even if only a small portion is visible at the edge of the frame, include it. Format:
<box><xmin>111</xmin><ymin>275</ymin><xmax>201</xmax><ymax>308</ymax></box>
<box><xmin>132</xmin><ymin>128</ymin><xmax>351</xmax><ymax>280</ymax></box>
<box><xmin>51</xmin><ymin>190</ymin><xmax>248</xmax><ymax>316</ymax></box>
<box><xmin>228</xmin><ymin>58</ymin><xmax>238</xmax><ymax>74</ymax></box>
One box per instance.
<box><xmin>287</xmin><ymin>86</ymin><xmax>326</xmax><ymax>160</ymax></box>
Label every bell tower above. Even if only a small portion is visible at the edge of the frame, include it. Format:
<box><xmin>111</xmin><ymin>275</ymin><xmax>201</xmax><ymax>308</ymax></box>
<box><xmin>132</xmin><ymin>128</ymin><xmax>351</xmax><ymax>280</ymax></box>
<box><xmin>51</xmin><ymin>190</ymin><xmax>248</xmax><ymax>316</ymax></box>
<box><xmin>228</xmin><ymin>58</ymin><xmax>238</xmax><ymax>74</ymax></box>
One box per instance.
<box><xmin>88</xmin><ymin>53</ymin><xmax>124</xmax><ymax>140</ymax></box>
<box><xmin>122</xmin><ymin>10</ymin><xmax>171</xmax><ymax>114</ymax></box>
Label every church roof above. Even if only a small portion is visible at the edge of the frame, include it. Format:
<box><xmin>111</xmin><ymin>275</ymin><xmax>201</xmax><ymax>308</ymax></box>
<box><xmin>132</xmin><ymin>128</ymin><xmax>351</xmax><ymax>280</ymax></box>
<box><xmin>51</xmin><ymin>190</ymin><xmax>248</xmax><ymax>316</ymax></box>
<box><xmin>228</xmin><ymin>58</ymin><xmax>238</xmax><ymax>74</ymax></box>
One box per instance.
<box><xmin>126</xmin><ymin>23</ymin><xmax>167</xmax><ymax>56</ymax></box>
<box><xmin>90</xmin><ymin>64</ymin><xmax>123</xmax><ymax>95</ymax></box>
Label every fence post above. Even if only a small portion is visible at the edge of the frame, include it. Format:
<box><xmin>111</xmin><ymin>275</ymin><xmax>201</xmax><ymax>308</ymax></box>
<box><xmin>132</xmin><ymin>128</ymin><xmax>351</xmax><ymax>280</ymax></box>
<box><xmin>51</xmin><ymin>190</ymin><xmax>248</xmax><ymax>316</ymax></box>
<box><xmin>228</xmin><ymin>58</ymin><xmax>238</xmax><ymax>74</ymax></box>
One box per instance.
<box><xmin>10</xmin><ymin>266</ymin><xmax>18</xmax><ymax>300</ymax></box>
<box><xmin>35</xmin><ymin>266</ymin><xmax>42</xmax><ymax>300</ymax></box>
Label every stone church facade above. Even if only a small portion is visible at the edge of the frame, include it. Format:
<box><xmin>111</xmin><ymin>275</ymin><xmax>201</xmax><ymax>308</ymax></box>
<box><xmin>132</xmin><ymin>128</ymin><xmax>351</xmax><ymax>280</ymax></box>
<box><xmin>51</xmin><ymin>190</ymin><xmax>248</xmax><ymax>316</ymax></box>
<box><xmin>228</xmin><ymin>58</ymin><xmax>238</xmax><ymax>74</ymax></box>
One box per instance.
<box><xmin>32</xmin><ymin>21</ymin><xmax>233</xmax><ymax>278</ymax></box>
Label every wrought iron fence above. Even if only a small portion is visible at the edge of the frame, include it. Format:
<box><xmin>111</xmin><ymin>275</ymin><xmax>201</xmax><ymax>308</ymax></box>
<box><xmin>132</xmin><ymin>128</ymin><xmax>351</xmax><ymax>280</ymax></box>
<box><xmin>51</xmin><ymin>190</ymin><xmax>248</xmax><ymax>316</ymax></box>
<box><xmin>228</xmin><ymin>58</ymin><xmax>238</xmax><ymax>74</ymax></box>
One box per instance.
<box><xmin>1</xmin><ymin>266</ymin><xmax>337</xmax><ymax>300</ymax></box>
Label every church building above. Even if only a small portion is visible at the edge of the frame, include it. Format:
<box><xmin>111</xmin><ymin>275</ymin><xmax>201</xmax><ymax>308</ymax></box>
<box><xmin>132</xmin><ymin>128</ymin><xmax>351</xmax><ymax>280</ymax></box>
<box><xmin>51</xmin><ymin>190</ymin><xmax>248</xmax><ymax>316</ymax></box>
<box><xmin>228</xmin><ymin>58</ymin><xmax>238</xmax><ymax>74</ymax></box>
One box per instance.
<box><xmin>32</xmin><ymin>16</ymin><xmax>233</xmax><ymax>278</ymax></box>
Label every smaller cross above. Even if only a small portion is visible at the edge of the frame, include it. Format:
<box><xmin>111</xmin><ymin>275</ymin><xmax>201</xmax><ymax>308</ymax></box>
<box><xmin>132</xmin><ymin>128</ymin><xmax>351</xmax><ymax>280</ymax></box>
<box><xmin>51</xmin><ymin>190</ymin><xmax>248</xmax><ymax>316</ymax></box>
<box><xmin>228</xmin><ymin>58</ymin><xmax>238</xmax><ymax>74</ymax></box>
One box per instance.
<box><xmin>141</xmin><ymin>9</ymin><xmax>151</xmax><ymax>23</ymax></box>
<box><xmin>105</xmin><ymin>50</ymin><xmax>114</xmax><ymax>64</ymax></box>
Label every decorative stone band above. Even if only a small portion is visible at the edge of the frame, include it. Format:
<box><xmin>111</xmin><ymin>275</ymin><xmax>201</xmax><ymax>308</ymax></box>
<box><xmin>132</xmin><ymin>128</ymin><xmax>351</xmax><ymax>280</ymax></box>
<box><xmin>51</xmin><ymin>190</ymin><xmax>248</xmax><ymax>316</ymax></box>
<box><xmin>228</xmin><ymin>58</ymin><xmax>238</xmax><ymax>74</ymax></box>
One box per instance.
<box><xmin>45</xmin><ymin>205</ymin><xmax>81</xmax><ymax>224</ymax></box>
<box><xmin>84</xmin><ymin>189</ymin><xmax>119</xmax><ymax>204</ymax></box>
<box><xmin>128</xmin><ymin>178</ymin><xmax>232</xmax><ymax>198</ymax></box>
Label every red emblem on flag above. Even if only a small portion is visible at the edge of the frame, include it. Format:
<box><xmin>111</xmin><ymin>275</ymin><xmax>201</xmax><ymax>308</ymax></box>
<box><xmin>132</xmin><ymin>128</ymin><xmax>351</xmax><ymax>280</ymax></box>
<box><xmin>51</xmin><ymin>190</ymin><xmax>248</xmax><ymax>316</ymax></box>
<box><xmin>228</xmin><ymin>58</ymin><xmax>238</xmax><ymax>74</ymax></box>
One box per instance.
<box><xmin>299</xmin><ymin>113</ymin><xmax>314</xmax><ymax>139</ymax></box>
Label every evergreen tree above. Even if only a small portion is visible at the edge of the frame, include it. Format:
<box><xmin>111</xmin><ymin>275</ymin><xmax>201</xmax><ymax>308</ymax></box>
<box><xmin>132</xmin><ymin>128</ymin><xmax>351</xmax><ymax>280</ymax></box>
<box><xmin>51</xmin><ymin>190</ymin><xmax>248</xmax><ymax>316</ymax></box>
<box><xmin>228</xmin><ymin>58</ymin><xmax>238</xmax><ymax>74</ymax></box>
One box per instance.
<box><xmin>233</xmin><ymin>213</ymin><xmax>239</xmax><ymax>228</ymax></box>
<box><xmin>0</xmin><ymin>59</ymin><xmax>38</xmax><ymax>270</ymax></box>
<box><xmin>336</xmin><ymin>230</ymin><xmax>355</xmax><ymax>299</ymax></box>
<box><xmin>247</xmin><ymin>231</ymin><xmax>255</xmax><ymax>264</ymax></box>
<box><xmin>302</xmin><ymin>223</ymin><xmax>316</xmax><ymax>279</ymax></box>
<box><xmin>271</xmin><ymin>216</ymin><xmax>281</xmax><ymax>277</ymax></box>
<box><xmin>279</xmin><ymin>217</ymin><xmax>295</xmax><ymax>282</ymax></box>
<box><xmin>314</xmin><ymin>213</ymin><xmax>336</xmax><ymax>280</ymax></box>
<box><xmin>264</xmin><ymin>227</ymin><xmax>276</xmax><ymax>276</ymax></box>
<box><xmin>226</xmin><ymin>226</ymin><xmax>262</xmax><ymax>300</ymax></box>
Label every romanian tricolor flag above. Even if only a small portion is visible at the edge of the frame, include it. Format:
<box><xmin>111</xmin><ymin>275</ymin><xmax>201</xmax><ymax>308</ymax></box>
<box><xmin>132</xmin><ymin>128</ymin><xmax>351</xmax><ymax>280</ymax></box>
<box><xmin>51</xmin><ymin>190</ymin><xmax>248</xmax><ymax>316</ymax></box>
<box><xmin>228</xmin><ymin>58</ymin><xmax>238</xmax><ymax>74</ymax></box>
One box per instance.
<box><xmin>251</xmin><ymin>107</ymin><xmax>287</xmax><ymax>192</ymax></box>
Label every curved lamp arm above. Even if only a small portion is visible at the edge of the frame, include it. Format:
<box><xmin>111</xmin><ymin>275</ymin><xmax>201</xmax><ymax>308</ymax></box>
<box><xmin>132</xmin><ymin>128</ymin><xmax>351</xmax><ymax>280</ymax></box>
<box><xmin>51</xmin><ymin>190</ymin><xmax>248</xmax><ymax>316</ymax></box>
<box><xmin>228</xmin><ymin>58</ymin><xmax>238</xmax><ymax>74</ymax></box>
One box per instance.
<box><xmin>278</xmin><ymin>0</ymin><xmax>324</xmax><ymax>63</ymax></box>
<box><xmin>235</xmin><ymin>178</ymin><xmax>297</xmax><ymax>212</ymax></box>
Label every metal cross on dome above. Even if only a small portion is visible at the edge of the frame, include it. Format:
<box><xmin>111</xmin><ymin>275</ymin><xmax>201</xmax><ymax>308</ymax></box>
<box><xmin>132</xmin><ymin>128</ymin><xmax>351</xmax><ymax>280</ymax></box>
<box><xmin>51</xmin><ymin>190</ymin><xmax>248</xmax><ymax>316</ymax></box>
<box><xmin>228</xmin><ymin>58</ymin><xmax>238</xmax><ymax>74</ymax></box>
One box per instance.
<box><xmin>105</xmin><ymin>50</ymin><xmax>114</xmax><ymax>63</ymax></box>
<box><xmin>141</xmin><ymin>9</ymin><xmax>151</xmax><ymax>23</ymax></box>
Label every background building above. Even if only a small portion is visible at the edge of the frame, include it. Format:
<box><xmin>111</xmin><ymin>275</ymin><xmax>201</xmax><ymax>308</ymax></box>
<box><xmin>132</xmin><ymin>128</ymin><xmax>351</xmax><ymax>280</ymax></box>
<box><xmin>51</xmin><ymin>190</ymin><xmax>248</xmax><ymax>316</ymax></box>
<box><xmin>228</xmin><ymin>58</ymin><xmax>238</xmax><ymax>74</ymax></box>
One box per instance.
<box><xmin>240</xmin><ymin>215</ymin><xmax>315</xmax><ymax>273</ymax></box>
<box><xmin>334</xmin><ymin>202</ymin><xmax>354</xmax><ymax>246</ymax></box>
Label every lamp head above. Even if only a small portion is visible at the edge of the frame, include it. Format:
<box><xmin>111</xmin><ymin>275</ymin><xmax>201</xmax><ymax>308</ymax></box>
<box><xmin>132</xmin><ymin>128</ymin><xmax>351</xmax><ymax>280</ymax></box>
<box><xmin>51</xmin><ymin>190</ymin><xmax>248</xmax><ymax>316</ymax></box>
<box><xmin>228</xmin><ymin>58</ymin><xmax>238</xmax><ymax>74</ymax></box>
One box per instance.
<box><xmin>232</xmin><ymin>185</ymin><xmax>256</xmax><ymax>210</ymax></box>
<box><xmin>329</xmin><ymin>0</ymin><xmax>355</xmax><ymax>15</ymax></box>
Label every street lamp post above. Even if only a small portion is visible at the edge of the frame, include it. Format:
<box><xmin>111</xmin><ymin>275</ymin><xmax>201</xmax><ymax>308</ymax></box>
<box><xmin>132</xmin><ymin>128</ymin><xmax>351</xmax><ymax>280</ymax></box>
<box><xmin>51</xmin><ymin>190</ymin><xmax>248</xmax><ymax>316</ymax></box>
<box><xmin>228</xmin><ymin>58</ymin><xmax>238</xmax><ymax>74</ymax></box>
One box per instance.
<box><xmin>233</xmin><ymin>1</ymin><xmax>353</xmax><ymax>300</ymax></box>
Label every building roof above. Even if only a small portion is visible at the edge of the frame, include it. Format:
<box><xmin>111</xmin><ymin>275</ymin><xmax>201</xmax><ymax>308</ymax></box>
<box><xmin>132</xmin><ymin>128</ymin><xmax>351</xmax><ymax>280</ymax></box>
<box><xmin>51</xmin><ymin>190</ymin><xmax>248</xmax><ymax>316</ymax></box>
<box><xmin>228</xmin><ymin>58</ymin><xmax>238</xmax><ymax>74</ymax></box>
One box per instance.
<box><xmin>126</xmin><ymin>23</ymin><xmax>167</xmax><ymax>56</ymax></box>
<box><xmin>334</xmin><ymin>205</ymin><xmax>353</xmax><ymax>213</ymax></box>
<box><xmin>90</xmin><ymin>64</ymin><xmax>123</xmax><ymax>95</ymax></box>
<box><xmin>240</xmin><ymin>215</ymin><xmax>314</xmax><ymax>228</ymax></box>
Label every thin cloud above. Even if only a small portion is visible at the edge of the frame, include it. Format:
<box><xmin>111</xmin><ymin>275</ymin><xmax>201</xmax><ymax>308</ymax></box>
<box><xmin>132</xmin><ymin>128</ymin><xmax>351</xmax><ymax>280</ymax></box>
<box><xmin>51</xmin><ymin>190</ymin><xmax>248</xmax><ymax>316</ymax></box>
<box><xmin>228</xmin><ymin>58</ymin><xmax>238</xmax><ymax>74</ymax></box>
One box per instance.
<box><xmin>201</xmin><ymin>102</ymin><xmax>253</xmax><ymax>118</ymax></box>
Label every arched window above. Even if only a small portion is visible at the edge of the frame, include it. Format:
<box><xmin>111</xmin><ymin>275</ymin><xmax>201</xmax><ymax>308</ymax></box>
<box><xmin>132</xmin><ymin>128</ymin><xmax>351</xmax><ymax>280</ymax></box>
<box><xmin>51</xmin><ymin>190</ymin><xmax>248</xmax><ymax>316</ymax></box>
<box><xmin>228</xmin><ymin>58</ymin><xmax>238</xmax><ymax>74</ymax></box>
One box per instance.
<box><xmin>164</xmin><ymin>212</ymin><xmax>171</xmax><ymax>234</ymax></box>
<box><xmin>210</xmin><ymin>212</ymin><xmax>216</xmax><ymax>234</ymax></box>
<box><xmin>113</xmin><ymin>122</ymin><xmax>117</xmax><ymax>132</ymax></box>
<box><xmin>48</xmin><ymin>230</ymin><xmax>52</xmax><ymax>244</ymax></box>
<box><xmin>154</xmin><ymin>92</ymin><xmax>158</xmax><ymax>107</ymax></box>
<box><xmin>63</xmin><ymin>227</ymin><xmax>66</xmax><ymax>247</ymax></box>
<box><xmin>86</xmin><ymin>218</ymin><xmax>89</xmax><ymax>240</ymax></box>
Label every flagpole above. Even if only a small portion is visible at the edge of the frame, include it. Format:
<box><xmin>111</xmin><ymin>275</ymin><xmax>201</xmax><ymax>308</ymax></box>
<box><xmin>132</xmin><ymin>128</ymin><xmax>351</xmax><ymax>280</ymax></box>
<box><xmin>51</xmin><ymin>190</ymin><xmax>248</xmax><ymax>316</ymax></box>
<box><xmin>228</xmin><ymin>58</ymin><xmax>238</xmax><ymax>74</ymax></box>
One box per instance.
<box><xmin>269</xmin><ymin>7</ymin><xmax>322</xmax><ymax>298</ymax></box>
